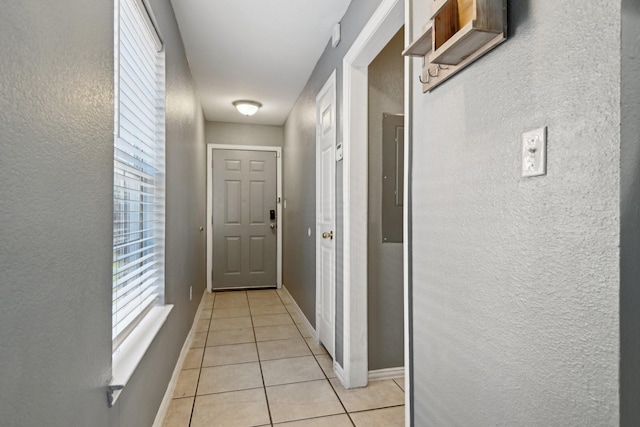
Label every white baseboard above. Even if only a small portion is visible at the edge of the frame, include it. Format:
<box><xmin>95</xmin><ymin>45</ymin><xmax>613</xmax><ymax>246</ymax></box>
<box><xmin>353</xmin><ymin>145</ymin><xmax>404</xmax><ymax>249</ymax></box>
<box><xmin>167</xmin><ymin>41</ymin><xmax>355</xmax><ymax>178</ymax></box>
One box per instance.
<box><xmin>368</xmin><ymin>366</ymin><xmax>405</xmax><ymax>381</ymax></box>
<box><xmin>152</xmin><ymin>290</ymin><xmax>208</xmax><ymax>427</ymax></box>
<box><xmin>280</xmin><ymin>284</ymin><xmax>318</xmax><ymax>340</ymax></box>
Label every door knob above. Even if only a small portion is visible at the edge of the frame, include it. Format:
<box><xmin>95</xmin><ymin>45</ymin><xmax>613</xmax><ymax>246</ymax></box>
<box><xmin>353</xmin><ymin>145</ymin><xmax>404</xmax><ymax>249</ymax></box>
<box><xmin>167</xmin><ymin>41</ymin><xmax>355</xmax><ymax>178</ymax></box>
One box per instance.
<box><xmin>270</xmin><ymin>223</ymin><xmax>276</xmax><ymax>229</ymax></box>
<box><xmin>322</xmin><ymin>231</ymin><xmax>334</xmax><ymax>240</ymax></box>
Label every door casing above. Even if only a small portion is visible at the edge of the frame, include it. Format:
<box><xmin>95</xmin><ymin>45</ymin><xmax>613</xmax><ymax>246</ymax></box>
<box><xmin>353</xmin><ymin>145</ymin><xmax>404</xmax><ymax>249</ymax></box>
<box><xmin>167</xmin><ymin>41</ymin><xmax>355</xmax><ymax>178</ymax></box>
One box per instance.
<box><xmin>207</xmin><ymin>144</ymin><xmax>282</xmax><ymax>293</ymax></box>
<box><xmin>341</xmin><ymin>0</ymin><xmax>408</xmax><ymax>404</ymax></box>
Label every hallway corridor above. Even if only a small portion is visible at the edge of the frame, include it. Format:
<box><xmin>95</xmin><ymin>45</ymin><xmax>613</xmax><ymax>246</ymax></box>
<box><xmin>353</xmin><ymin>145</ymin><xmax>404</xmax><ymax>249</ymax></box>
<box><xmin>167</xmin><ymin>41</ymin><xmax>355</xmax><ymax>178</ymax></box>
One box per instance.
<box><xmin>161</xmin><ymin>289</ymin><xmax>405</xmax><ymax>426</ymax></box>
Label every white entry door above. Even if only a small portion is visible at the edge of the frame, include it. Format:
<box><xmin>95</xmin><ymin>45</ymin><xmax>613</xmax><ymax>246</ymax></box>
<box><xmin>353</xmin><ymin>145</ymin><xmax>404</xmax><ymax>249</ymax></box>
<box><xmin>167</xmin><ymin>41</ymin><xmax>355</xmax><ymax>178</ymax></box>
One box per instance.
<box><xmin>212</xmin><ymin>149</ymin><xmax>277</xmax><ymax>290</ymax></box>
<box><xmin>316</xmin><ymin>71</ymin><xmax>337</xmax><ymax>358</ymax></box>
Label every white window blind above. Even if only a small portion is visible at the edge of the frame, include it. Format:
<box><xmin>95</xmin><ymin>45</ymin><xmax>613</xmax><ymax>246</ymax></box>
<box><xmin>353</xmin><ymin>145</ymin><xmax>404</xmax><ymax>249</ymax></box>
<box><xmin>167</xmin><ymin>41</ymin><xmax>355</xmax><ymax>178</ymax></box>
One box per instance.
<box><xmin>113</xmin><ymin>0</ymin><xmax>165</xmax><ymax>351</ymax></box>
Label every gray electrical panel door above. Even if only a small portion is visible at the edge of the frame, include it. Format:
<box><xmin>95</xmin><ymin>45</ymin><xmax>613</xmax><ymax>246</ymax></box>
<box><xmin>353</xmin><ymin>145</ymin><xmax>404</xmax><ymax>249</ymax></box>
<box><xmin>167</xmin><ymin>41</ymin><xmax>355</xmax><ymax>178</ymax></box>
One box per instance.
<box><xmin>212</xmin><ymin>149</ymin><xmax>277</xmax><ymax>289</ymax></box>
<box><xmin>382</xmin><ymin>114</ymin><xmax>404</xmax><ymax>243</ymax></box>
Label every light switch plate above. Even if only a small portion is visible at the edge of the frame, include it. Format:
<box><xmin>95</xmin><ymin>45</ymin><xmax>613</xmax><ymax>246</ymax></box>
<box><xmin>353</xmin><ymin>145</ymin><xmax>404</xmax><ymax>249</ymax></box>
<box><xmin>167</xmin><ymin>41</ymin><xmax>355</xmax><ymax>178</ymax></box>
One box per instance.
<box><xmin>522</xmin><ymin>127</ymin><xmax>547</xmax><ymax>177</ymax></box>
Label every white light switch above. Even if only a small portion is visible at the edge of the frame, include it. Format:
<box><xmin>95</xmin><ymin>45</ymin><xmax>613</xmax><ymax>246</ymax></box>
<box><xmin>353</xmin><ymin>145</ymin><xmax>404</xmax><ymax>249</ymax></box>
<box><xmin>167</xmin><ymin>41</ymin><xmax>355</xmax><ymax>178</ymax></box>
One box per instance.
<box><xmin>522</xmin><ymin>127</ymin><xmax>547</xmax><ymax>177</ymax></box>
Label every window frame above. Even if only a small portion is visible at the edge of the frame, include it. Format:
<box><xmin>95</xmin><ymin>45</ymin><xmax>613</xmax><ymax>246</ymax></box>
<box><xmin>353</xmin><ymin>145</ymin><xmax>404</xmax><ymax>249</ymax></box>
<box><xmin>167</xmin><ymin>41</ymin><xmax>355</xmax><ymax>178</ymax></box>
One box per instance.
<box><xmin>108</xmin><ymin>0</ymin><xmax>172</xmax><ymax>408</ymax></box>
<box><xmin>112</xmin><ymin>0</ymin><xmax>166</xmax><ymax>352</ymax></box>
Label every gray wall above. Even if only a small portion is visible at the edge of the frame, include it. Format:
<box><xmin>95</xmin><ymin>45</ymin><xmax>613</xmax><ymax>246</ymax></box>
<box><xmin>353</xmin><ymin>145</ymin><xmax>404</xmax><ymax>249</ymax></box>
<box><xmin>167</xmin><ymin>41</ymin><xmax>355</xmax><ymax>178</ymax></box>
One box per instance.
<box><xmin>367</xmin><ymin>29</ymin><xmax>405</xmax><ymax>371</ymax></box>
<box><xmin>122</xmin><ymin>1</ymin><xmax>207</xmax><ymax>426</ymax></box>
<box><xmin>409</xmin><ymin>0</ymin><xmax>621</xmax><ymax>425</ymax></box>
<box><xmin>206</xmin><ymin>121</ymin><xmax>284</xmax><ymax>147</ymax></box>
<box><xmin>620</xmin><ymin>0</ymin><xmax>640</xmax><ymax>424</ymax></box>
<box><xmin>283</xmin><ymin>0</ymin><xmax>385</xmax><ymax>366</ymax></box>
<box><xmin>0</xmin><ymin>0</ymin><xmax>206</xmax><ymax>425</ymax></box>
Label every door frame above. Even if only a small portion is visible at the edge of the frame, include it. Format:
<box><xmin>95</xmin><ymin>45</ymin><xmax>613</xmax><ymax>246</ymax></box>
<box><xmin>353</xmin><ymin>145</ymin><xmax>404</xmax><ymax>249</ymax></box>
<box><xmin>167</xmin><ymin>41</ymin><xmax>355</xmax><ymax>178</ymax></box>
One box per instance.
<box><xmin>206</xmin><ymin>144</ymin><xmax>283</xmax><ymax>292</ymax></box>
<box><xmin>341</xmin><ymin>0</ymin><xmax>407</xmax><ymax>391</ymax></box>
<box><xmin>315</xmin><ymin>69</ymin><xmax>337</xmax><ymax>358</ymax></box>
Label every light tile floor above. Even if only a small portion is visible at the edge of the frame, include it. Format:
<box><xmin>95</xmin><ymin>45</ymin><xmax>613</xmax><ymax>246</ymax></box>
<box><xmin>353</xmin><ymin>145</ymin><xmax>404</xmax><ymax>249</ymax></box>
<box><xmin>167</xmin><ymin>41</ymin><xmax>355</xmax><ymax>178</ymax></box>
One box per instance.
<box><xmin>162</xmin><ymin>289</ymin><xmax>405</xmax><ymax>427</ymax></box>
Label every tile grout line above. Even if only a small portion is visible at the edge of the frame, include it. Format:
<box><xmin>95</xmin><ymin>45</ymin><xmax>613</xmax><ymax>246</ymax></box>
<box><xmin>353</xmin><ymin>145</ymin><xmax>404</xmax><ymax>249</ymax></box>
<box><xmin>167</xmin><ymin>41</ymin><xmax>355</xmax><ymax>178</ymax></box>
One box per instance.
<box><xmin>392</xmin><ymin>378</ymin><xmax>405</xmax><ymax>393</ymax></box>
<box><xmin>249</xmin><ymin>292</ymin><xmax>275</xmax><ymax>427</ymax></box>
<box><xmin>348</xmin><ymin>403</ymin><xmax>406</xmax><ymax>414</ymax></box>
<box><xmin>269</xmin><ymin>413</ymin><xmax>354</xmax><ymax>426</ymax></box>
<box><xmin>275</xmin><ymin>289</ymin><xmax>298</xmax><ymax>325</ymax></box>
<box><xmin>251</xmin><ymin>290</ymin><xmax>302</xmax><ymax>344</ymax></box>
<box><xmin>317</xmin><ymin>350</ymin><xmax>356</xmax><ymax>427</ymax></box>
<box><xmin>275</xmin><ymin>290</ymin><xmax>355</xmax><ymax>426</ymax></box>
<box><xmin>201</xmin><ymin>290</ymin><xmax>271</xmax><ymax>425</ymax></box>
<box><xmin>266</xmin><ymin>288</ymin><xmax>323</xmax><ymax>426</ymax></box>
<box><xmin>188</xmin><ymin>290</ymin><xmax>216</xmax><ymax>427</ymax></box>
<box><xmin>311</xmin><ymin>353</ymin><xmax>338</xmax><ymax>381</ymax></box>
<box><xmin>326</xmin><ymin>377</ymin><xmax>357</xmax><ymax>427</ymax></box>
<box><xmin>186</xmin><ymin>385</ymin><xmax>266</xmax><ymax>399</ymax></box>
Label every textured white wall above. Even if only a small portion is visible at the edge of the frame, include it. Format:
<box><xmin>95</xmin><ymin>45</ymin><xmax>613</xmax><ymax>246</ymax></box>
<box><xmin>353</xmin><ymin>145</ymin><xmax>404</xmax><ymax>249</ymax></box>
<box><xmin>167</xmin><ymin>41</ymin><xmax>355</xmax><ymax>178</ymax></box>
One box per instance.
<box><xmin>409</xmin><ymin>0</ymin><xmax>621</xmax><ymax>425</ymax></box>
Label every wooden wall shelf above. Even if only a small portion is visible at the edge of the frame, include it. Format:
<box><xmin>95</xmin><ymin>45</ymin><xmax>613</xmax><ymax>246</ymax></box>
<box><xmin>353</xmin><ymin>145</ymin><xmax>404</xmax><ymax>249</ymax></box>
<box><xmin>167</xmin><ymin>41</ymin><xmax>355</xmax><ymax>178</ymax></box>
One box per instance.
<box><xmin>402</xmin><ymin>22</ymin><xmax>433</xmax><ymax>57</ymax></box>
<box><xmin>404</xmin><ymin>0</ymin><xmax>506</xmax><ymax>92</ymax></box>
<box><xmin>429</xmin><ymin>0</ymin><xmax>455</xmax><ymax>20</ymax></box>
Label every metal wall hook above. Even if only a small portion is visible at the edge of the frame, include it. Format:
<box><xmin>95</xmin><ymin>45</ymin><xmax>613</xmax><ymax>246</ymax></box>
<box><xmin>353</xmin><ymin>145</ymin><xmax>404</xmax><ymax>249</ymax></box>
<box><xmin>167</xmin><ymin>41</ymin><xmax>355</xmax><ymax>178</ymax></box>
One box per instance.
<box><xmin>418</xmin><ymin>64</ymin><xmax>451</xmax><ymax>85</ymax></box>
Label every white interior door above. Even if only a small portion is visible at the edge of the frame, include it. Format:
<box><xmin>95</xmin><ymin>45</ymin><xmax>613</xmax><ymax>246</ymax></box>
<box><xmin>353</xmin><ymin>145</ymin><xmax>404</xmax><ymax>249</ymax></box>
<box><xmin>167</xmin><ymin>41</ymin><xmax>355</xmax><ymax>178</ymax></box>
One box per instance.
<box><xmin>316</xmin><ymin>71</ymin><xmax>337</xmax><ymax>358</ymax></box>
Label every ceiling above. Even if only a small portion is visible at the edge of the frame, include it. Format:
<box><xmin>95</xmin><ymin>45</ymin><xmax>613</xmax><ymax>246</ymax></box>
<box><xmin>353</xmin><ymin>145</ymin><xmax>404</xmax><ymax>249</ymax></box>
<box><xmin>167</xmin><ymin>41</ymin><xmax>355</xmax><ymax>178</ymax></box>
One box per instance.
<box><xmin>170</xmin><ymin>0</ymin><xmax>353</xmax><ymax>126</ymax></box>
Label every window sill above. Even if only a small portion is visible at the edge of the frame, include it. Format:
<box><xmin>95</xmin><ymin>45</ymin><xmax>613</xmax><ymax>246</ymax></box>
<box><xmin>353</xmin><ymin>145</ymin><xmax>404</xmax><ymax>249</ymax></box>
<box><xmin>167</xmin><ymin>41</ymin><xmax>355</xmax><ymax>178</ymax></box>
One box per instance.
<box><xmin>108</xmin><ymin>305</ymin><xmax>173</xmax><ymax>407</ymax></box>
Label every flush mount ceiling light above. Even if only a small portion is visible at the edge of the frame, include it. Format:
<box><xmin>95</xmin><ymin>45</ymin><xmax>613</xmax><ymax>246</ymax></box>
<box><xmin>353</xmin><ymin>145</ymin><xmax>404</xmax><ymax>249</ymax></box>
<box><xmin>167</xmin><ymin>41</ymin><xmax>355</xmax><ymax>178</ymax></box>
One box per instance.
<box><xmin>232</xmin><ymin>100</ymin><xmax>262</xmax><ymax>116</ymax></box>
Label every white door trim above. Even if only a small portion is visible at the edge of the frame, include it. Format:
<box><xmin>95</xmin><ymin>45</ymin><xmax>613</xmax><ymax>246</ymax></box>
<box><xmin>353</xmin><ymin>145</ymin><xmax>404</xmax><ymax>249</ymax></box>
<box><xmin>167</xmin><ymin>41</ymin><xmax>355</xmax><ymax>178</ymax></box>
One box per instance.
<box><xmin>206</xmin><ymin>144</ymin><xmax>283</xmax><ymax>292</ymax></box>
<box><xmin>316</xmin><ymin>69</ymin><xmax>337</xmax><ymax>358</ymax></box>
<box><xmin>342</xmin><ymin>0</ymin><xmax>404</xmax><ymax>390</ymax></box>
<box><xmin>403</xmin><ymin>0</ymin><xmax>413</xmax><ymax>424</ymax></box>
